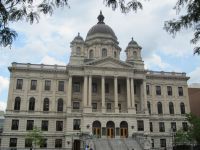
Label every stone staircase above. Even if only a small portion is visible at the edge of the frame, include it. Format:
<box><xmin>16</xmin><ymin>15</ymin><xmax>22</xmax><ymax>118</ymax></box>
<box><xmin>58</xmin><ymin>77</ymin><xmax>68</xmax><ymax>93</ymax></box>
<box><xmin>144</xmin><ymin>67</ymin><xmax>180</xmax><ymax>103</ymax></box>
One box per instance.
<box><xmin>88</xmin><ymin>138</ymin><xmax>143</xmax><ymax>150</ymax></box>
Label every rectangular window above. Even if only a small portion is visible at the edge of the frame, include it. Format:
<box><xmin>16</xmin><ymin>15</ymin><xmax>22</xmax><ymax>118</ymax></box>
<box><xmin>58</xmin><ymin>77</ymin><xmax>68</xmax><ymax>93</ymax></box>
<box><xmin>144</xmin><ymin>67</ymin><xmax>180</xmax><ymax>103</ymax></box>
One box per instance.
<box><xmin>151</xmin><ymin>139</ymin><xmax>154</xmax><ymax>148</ymax></box>
<box><xmin>16</xmin><ymin>79</ymin><xmax>23</xmax><ymax>89</ymax></box>
<box><xmin>171</xmin><ymin>122</ymin><xmax>177</xmax><ymax>132</ymax></box>
<box><xmin>178</xmin><ymin>87</ymin><xmax>183</xmax><ymax>96</ymax></box>
<box><xmin>73</xmin><ymin>119</ymin><xmax>81</xmax><ymax>130</ymax></box>
<box><xmin>159</xmin><ymin>122</ymin><xmax>165</xmax><ymax>132</ymax></box>
<box><xmin>167</xmin><ymin>86</ymin><xmax>172</xmax><ymax>96</ymax></box>
<box><xmin>182</xmin><ymin>122</ymin><xmax>188</xmax><ymax>131</ymax></box>
<box><xmin>92</xmin><ymin>83</ymin><xmax>97</xmax><ymax>93</ymax></box>
<box><xmin>45</xmin><ymin>80</ymin><xmax>51</xmax><ymax>91</ymax></box>
<box><xmin>107</xmin><ymin>103</ymin><xmax>111</xmax><ymax>110</ymax></box>
<box><xmin>92</xmin><ymin>103</ymin><xmax>97</xmax><ymax>110</ymax></box>
<box><xmin>156</xmin><ymin>86</ymin><xmax>161</xmax><ymax>95</ymax></box>
<box><xmin>40</xmin><ymin>139</ymin><xmax>47</xmax><ymax>148</ymax></box>
<box><xmin>41</xmin><ymin>120</ymin><xmax>48</xmax><ymax>131</ymax></box>
<box><xmin>26</xmin><ymin>120</ymin><xmax>34</xmax><ymax>131</ymax></box>
<box><xmin>58</xmin><ymin>81</ymin><xmax>64</xmax><ymax>91</ymax></box>
<box><xmin>118</xmin><ymin>84</ymin><xmax>121</xmax><ymax>94</ymax></box>
<box><xmin>73</xmin><ymin>82</ymin><xmax>80</xmax><ymax>92</ymax></box>
<box><xmin>146</xmin><ymin>85</ymin><xmax>150</xmax><ymax>95</ymax></box>
<box><xmin>160</xmin><ymin>139</ymin><xmax>166</xmax><ymax>148</ymax></box>
<box><xmin>73</xmin><ymin>102</ymin><xmax>80</xmax><ymax>109</ymax></box>
<box><xmin>150</xmin><ymin>122</ymin><xmax>153</xmax><ymax>132</ymax></box>
<box><xmin>137</xmin><ymin>120</ymin><xmax>144</xmax><ymax>131</ymax></box>
<box><xmin>9</xmin><ymin>138</ymin><xmax>17</xmax><ymax>147</ymax></box>
<box><xmin>105</xmin><ymin>83</ymin><xmax>109</xmax><ymax>93</ymax></box>
<box><xmin>30</xmin><ymin>80</ymin><xmax>37</xmax><ymax>90</ymax></box>
<box><xmin>118</xmin><ymin>104</ymin><xmax>121</xmax><ymax>112</ymax></box>
<box><xmin>25</xmin><ymin>139</ymin><xmax>32</xmax><ymax>148</ymax></box>
<box><xmin>11</xmin><ymin>120</ymin><xmax>19</xmax><ymax>130</ymax></box>
<box><xmin>56</xmin><ymin>121</ymin><xmax>63</xmax><ymax>131</ymax></box>
<box><xmin>55</xmin><ymin>139</ymin><xmax>62</xmax><ymax>148</ymax></box>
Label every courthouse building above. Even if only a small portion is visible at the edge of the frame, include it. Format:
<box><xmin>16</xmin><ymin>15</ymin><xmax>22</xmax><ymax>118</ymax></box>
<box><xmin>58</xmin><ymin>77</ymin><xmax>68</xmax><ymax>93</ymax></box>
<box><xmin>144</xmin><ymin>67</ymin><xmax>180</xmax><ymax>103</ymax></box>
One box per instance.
<box><xmin>1</xmin><ymin>12</ymin><xmax>190</xmax><ymax>150</ymax></box>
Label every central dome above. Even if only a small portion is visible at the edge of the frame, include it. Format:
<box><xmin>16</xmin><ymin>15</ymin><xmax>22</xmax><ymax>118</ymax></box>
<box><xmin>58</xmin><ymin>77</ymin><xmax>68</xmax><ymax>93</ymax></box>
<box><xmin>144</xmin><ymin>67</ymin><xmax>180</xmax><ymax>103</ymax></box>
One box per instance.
<box><xmin>85</xmin><ymin>11</ymin><xmax>117</xmax><ymax>42</ymax></box>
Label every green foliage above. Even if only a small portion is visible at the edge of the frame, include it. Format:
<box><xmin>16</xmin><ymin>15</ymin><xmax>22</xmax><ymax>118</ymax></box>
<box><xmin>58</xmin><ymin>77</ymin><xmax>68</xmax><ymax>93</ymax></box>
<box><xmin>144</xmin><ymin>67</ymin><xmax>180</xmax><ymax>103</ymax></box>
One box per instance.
<box><xmin>164</xmin><ymin>0</ymin><xmax>200</xmax><ymax>55</ymax></box>
<box><xmin>175</xmin><ymin>113</ymin><xmax>200</xmax><ymax>145</ymax></box>
<box><xmin>0</xmin><ymin>0</ymin><xmax>69</xmax><ymax>47</ymax></box>
<box><xmin>26</xmin><ymin>126</ymin><xmax>45</xmax><ymax>148</ymax></box>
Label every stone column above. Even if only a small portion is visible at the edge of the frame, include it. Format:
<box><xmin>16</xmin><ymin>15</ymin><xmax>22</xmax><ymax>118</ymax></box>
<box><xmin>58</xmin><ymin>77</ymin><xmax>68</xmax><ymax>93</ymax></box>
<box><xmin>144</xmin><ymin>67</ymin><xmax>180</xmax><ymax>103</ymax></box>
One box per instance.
<box><xmin>127</xmin><ymin>78</ymin><xmax>131</xmax><ymax>111</ymax></box>
<box><xmin>101</xmin><ymin>76</ymin><xmax>106</xmax><ymax>113</ymax></box>
<box><xmin>142</xmin><ymin>80</ymin><xmax>148</xmax><ymax>114</ymax></box>
<box><xmin>130</xmin><ymin>78</ymin><xmax>135</xmax><ymax>108</ymax></box>
<box><xmin>130</xmin><ymin>78</ymin><xmax>136</xmax><ymax>114</ymax></box>
<box><xmin>83</xmin><ymin>75</ymin><xmax>88</xmax><ymax>112</ymax></box>
<box><xmin>88</xmin><ymin>75</ymin><xmax>92</xmax><ymax>107</ymax></box>
<box><xmin>67</xmin><ymin>76</ymin><xmax>72</xmax><ymax>113</ymax></box>
<box><xmin>114</xmin><ymin>76</ymin><xmax>119</xmax><ymax>113</ymax></box>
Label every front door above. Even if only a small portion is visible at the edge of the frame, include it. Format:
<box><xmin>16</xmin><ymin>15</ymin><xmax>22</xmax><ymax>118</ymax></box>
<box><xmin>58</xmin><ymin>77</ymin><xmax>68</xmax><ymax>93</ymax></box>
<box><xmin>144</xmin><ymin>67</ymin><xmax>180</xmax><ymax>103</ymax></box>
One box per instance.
<box><xmin>93</xmin><ymin>128</ymin><xmax>101</xmax><ymax>138</ymax></box>
<box><xmin>120</xmin><ymin>128</ymin><xmax>128</xmax><ymax>138</ymax></box>
<box><xmin>107</xmin><ymin>128</ymin><xmax>114</xmax><ymax>138</ymax></box>
<box><xmin>73</xmin><ymin>140</ymin><xmax>80</xmax><ymax>150</ymax></box>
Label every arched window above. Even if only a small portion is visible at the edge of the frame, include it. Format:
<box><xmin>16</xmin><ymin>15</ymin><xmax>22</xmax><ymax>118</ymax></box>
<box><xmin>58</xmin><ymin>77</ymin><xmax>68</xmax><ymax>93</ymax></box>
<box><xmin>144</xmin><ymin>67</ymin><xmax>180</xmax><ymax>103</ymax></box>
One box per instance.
<box><xmin>157</xmin><ymin>102</ymin><xmax>163</xmax><ymax>114</ymax></box>
<box><xmin>147</xmin><ymin>101</ymin><xmax>151</xmax><ymax>114</ymax></box>
<box><xmin>89</xmin><ymin>50</ymin><xmax>94</xmax><ymax>59</ymax></box>
<box><xmin>43</xmin><ymin>98</ymin><xmax>49</xmax><ymax>111</ymax></box>
<box><xmin>169</xmin><ymin>102</ymin><xmax>174</xmax><ymax>114</ymax></box>
<box><xmin>133</xmin><ymin>51</ymin><xmax>137</xmax><ymax>59</ymax></box>
<box><xmin>76</xmin><ymin>47</ymin><xmax>81</xmax><ymax>55</ymax></box>
<box><xmin>14</xmin><ymin>97</ymin><xmax>21</xmax><ymax>110</ymax></box>
<box><xmin>29</xmin><ymin>97</ymin><xmax>35</xmax><ymax>111</ymax></box>
<box><xmin>180</xmin><ymin>103</ymin><xmax>185</xmax><ymax>114</ymax></box>
<box><xmin>114</xmin><ymin>51</ymin><xmax>117</xmax><ymax>58</ymax></box>
<box><xmin>92</xmin><ymin>120</ymin><xmax>101</xmax><ymax>138</ymax></box>
<box><xmin>57</xmin><ymin>98</ymin><xmax>63</xmax><ymax>112</ymax></box>
<box><xmin>102</xmin><ymin>48</ymin><xmax>107</xmax><ymax>57</ymax></box>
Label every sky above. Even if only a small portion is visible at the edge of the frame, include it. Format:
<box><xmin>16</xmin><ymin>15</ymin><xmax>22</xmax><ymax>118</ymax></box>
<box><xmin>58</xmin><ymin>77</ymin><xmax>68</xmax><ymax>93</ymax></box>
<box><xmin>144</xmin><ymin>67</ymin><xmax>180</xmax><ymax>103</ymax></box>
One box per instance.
<box><xmin>0</xmin><ymin>0</ymin><xmax>200</xmax><ymax>111</ymax></box>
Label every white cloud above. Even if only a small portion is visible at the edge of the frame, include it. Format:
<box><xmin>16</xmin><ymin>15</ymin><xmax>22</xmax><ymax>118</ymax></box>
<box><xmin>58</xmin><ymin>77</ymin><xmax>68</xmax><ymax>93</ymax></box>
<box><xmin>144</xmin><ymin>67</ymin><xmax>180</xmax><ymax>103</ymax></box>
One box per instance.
<box><xmin>144</xmin><ymin>54</ymin><xmax>171</xmax><ymax>70</ymax></box>
<box><xmin>189</xmin><ymin>67</ymin><xmax>200</xmax><ymax>83</ymax></box>
<box><xmin>0</xmin><ymin>76</ymin><xmax>9</xmax><ymax>95</ymax></box>
<box><xmin>40</xmin><ymin>55</ymin><xmax>66</xmax><ymax>65</ymax></box>
<box><xmin>0</xmin><ymin>101</ymin><xmax>6</xmax><ymax>111</ymax></box>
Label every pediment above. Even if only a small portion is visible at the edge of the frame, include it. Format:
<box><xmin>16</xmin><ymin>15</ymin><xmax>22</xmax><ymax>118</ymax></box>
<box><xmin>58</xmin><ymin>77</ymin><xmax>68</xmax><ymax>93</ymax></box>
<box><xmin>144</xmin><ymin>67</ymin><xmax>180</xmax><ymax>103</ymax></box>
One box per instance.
<box><xmin>85</xmin><ymin>57</ymin><xmax>133</xmax><ymax>68</ymax></box>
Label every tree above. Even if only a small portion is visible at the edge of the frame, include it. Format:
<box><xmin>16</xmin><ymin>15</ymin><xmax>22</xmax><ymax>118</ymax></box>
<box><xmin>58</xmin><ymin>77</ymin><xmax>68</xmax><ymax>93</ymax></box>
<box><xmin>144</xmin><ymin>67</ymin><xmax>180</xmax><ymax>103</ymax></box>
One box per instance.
<box><xmin>175</xmin><ymin>113</ymin><xmax>200</xmax><ymax>145</ymax></box>
<box><xmin>164</xmin><ymin>0</ymin><xmax>200</xmax><ymax>55</ymax></box>
<box><xmin>0</xmin><ymin>0</ymin><xmax>69</xmax><ymax>47</ymax></box>
<box><xmin>26</xmin><ymin>126</ymin><xmax>45</xmax><ymax>149</ymax></box>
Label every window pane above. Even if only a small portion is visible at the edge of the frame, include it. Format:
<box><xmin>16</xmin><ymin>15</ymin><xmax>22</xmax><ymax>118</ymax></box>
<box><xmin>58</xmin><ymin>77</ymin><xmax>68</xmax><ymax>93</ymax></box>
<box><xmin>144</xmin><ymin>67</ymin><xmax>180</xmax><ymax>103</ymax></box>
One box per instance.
<box><xmin>156</xmin><ymin>86</ymin><xmax>161</xmax><ymax>95</ymax></box>
<box><xmin>92</xmin><ymin>83</ymin><xmax>97</xmax><ymax>93</ymax></box>
<box><xmin>55</xmin><ymin>139</ymin><xmax>62</xmax><ymax>148</ymax></box>
<box><xmin>41</xmin><ymin>120</ymin><xmax>48</xmax><ymax>131</ymax></box>
<box><xmin>26</xmin><ymin>120</ymin><xmax>34</xmax><ymax>130</ymax></box>
<box><xmin>73</xmin><ymin>82</ymin><xmax>80</xmax><ymax>92</ymax></box>
<box><xmin>16</xmin><ymin>79</ymin><xmax>23</xmax><ymax>89</ymax></box>
<box><xmin>73</xmin><ymin>119</ymin><xmax>80</xmax><ymax>130</ymax></box>
<box><xmin>30</xmin><ymin>80</ymin><xmax>37</xmax><ymax>90</ymax></box>
<box><xmin>56</xmin><ymin>121</ymin><xmax>63</xmax><ymax>131</ymax></box>
<box><xmin>10</xmin><ymin>138</ymin><xmax>17</xmax><ymax>147</ymax></box>
<box><xmin>73</xmin><ymin>102</ymin><xmax>80</xmax><ymax>109</ymax></box>
<box><xmin>11</xmin><ymin>120</ymin><xmax>19</xmax><ymax>130</ymax></box>
<box><xmin>137</xmin><ymin>120</ymin><xmax>144</xmax><ymax>131</ymax></box>
<box><xmin>178</xmin><ymin>87</ymin><xmax>183</xmax><ymax>96</ymax></box>
<box><xmin>45</xmin><ymin>80</ymin><xmax>51</xmax><ymax>91</ymax></box>
<box><xmin>58</xmin><ymin>81</ymin><xmax>64</xmax><ymax>91</ymax></box>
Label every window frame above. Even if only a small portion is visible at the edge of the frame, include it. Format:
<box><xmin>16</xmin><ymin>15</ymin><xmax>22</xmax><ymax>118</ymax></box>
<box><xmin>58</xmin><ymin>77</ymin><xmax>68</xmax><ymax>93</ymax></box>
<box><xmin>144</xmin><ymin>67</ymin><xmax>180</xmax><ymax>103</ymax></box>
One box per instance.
<box><xmin>11</xmin><ymin>119</ymin><xmax>19</xmax><ymax>130</ymax></box>
<box><xmin>41</xmin><ymin>120</ymin><xmax>48</xmax><ymax>131</ymax></box>
<box><xmin>30</xmin><ymin>80</ymin><xmax>37</xmax><ymax>90</ymax></box>
<box><xmin>26</xmin><ymin>120</ymin><xmax>34</xmax><ymax>131</ymax></box>
<box><xmin>16</xmin><ymin>79</ymin><xmax>23</xmax><ymax>90</ymax></box>
<box><xmin>44</xmin><ymin>80</ymin><xmax>51</xmax><ymax>91</ymax></box>
<box><xmin>58</xmin><ymin>81</ymin><xmax>64</xmax><ymax>92</ymax></box>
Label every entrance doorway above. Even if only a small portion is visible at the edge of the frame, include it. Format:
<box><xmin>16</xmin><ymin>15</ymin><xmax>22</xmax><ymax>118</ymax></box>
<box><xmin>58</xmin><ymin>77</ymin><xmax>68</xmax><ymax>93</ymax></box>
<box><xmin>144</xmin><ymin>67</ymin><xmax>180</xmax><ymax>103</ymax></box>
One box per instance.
<box><xmin>106</xmin><ymin>121</ymin><xmax>115</xmax><ymax>138</ymax></box>
<box><xmin>73</xmin><ymin>140</ymin><xmax>80</xmax><ymax>150</ymax></box>
<box><xmin>107</xmin><ymin>128</ymin><xmax>114</xmax><ymax>138</ymax></box>
<box><xmin>92</xmin><ymin>121</ymin><xmax>101</xmax><ymax>138</ymax></box>
<box><xmin>120</xmin><ymin>121</ymin><xmax>128</xmax><ymax>138</ymax></box>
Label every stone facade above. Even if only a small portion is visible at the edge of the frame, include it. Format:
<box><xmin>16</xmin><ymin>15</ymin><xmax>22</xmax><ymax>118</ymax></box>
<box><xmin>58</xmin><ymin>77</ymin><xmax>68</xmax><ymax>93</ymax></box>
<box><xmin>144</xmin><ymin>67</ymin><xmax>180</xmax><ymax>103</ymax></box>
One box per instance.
<box><xmin>1</xmin><ymin>12</ymin><xmax>190</xmax><ymax>150</ymax></box>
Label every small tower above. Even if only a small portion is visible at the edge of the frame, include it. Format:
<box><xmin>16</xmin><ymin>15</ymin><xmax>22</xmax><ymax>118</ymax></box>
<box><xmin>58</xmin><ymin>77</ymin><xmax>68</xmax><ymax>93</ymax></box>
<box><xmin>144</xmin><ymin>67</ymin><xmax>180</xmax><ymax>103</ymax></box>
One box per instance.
<box><xmin>125</xmin><ymin>38</ymin><xmax>144</xmax><ymax>69</ymax></box>
<box><xmin>69</xmin><ymin>33</ymin><xmax>85</xmax><ymax>65</ymax></box>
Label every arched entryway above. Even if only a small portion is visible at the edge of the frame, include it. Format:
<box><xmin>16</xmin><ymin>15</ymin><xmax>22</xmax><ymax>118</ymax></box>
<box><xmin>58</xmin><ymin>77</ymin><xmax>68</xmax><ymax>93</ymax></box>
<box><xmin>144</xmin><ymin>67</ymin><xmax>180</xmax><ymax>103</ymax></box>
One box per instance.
<box><xmin>106</xmin><ymin>121</ymin><xmax>115</xmax><ymax>138</ymax></box>
<box><xmin>120</xmin><ymin>121</ymin><xmax>128</xmax><ymax>138</ymax></box>
<box><xmin>92</xmin><ymin>121</ymin><xmax>101</xmax><ymax>138</ymax></box>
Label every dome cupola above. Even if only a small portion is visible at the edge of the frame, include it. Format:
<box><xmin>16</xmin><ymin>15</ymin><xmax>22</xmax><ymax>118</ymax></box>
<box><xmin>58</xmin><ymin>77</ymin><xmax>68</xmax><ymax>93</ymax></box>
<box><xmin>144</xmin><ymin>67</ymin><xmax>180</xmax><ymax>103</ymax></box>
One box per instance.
<box><xmin>85</xmin><ymin>11</ymin><xmax>118</xmax><ymax>42</ymax></box>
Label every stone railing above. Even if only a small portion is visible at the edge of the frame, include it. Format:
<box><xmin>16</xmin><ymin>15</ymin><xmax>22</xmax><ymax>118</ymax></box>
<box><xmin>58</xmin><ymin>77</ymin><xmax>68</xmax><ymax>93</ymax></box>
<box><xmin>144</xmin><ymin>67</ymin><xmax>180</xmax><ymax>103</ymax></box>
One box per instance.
<box><xmin>147</xmin><ymin>70</ymin><xmax>186</xmax><ymax>77</ymax></box>
<box><xmin>11</xmin><ymin>62</ymin><xmax>66</xmax><ymax>71</ymax></box>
